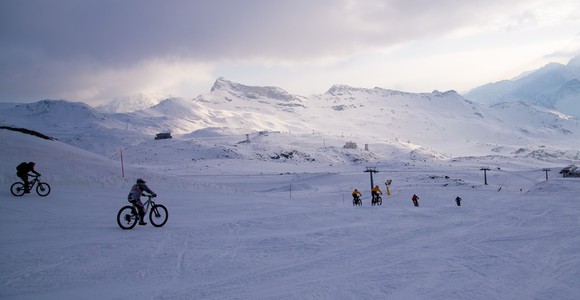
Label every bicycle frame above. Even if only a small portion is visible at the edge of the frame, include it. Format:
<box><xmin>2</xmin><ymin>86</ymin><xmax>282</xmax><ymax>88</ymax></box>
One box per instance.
<box><xmin>26</xmin><ymin>175</ymin><xmax>40</xmax><ymax>189</ymax></box>
<box><xmin>133</xmin><ymin>194</ymin><xmax>156</xmax><ymax>215</ymax></box>
<box><xmin>145</xmin><ymin>196</ymin><xmax>157</xmax><ymax>208</ymax></box>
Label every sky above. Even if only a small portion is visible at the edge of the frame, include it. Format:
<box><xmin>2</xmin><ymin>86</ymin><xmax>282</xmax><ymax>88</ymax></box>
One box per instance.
<box><xmin>1</xmin><ymin>0</ymin><xmax>580</xmax><ymax>106</ymax></box>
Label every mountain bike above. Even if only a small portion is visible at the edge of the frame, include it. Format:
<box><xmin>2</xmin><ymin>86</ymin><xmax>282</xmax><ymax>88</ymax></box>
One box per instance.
<box><xmin>116</xmin><ymin>194</ymin><xmax>168</xmax><ymax>230</ymax></box>
<box><xmin>10</xmin><ymin>175</ymin><xmax>51</xmax><ymax>197</ymax></box>
<box><xmin>371</xmin><ymin>195</ymin><xmax>382</xmax><ymax>206</ymax></box>
<box><xmin>353</xmin><ymin>196</ymin><xmax>362</xmax><ymax>206</ymax></box>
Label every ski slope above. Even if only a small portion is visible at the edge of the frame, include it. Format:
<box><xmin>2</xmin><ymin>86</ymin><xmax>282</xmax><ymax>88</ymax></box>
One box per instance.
<box><xmin>1</xmin><ymin>129</ymin><xmax>580</xmax><ymax>299</ymax></box>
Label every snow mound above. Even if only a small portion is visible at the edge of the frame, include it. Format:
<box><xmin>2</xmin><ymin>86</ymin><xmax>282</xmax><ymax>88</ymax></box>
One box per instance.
<box><xmin>526</xmin><ymin>178</ymin><xmax>579</xmax><ymax>194</ymax></box>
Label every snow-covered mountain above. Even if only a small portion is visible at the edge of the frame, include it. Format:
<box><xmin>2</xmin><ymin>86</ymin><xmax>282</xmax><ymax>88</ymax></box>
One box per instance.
<box><xmin>210</xmin><ymin>77</ymin><xmax>303</xmax><ymax>103</ymax></box>
<box><xmin>306</xmin><ymin>84</ymin><xmax>579</xmax><ymax>159</ymax></box>
<box><xmin>465</xmin><ymin>56</ymin><xmax>580</xmax><ymax>118</ymax></box>
<box><xmin>97</xmin><ymin>93</ymin><xmax>163</xmax><ymax>113</ymax></box>
<box><xmin>1</xmin><ymin>78</ymin><xmax>579</xmax><ymax>162</ymax></box>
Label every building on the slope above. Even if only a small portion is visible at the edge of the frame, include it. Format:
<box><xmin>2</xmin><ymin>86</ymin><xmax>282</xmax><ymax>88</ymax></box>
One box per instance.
<box><xmin>560</xmin><ymin>165</ymin><xmax>580</xmax><ymax>177</ymax></box>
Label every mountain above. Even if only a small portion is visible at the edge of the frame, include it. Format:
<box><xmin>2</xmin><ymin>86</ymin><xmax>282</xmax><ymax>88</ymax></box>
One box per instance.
<box><xmin>210</xmin><ymin>77</ymin><xmax>302</xmax><ymax>103</ymax></box>
<box><xmin>307</xmin><ymin>85</ymin><xmax>579</xmax><ymax>158</ymax></box>
<box><xmin>97</xmin><ymin>93</ymin><xmax>163</xmax><ymax>113</ymax></box>
<box><xmin>1</xmin><ymin>78</ymin><xmax>579</xmax><ymax>162</ymax></box>
<box><xmin>465</xmin><ymin>56</ymin><xmax>580</xmax><ymax>118</ymax></box>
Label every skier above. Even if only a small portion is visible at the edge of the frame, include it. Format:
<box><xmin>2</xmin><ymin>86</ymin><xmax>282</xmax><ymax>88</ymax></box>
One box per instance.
<box><xmin>412</xmin><ymin>194</ymin><xmax>420</xmax><ymax>207</ymax></box>
<box><xmin>455</xmin><ymin>196</ymin><xmax>462</xmax><ymax>206</ymax></box>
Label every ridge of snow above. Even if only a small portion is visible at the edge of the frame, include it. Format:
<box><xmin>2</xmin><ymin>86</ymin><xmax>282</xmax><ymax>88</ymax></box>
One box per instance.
<box><xmin>1</xmin><ymin>77</ymin><xmax>579</xmax><ymax>161</ymax></box>
<box><xmin>98</xmin><ymin>94</ymin><xmax>163</xmax><ymax>113</ymax></box>
<box><xmin>211</xmin><ymin>77</ymin><xmax>298</xmax><ymax>102</ymax></box>
<box><xmin>465</xmin><ymin>56</ymin><xmax>580</xmax><ymax>118</ymax></box>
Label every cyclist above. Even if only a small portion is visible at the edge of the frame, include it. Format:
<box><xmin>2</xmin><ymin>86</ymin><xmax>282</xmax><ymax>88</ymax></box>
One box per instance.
<box><xmin>16</xmin><ymin>162</ymin><xmax>41</xmax><ymax>193</ymax></box>
<box><xmin>352</xmin><ymin>188</ymin><xmax>362</xmax><ymax>204</ymax></box>
<box><xmin>371</xmin><ymin>185</ymin><xmax>382</xmax><ymax>203</ymax></box>
<box><xmin>127</xmin><ymin>178</ymin><xmax>157</xmax><ymax>225</ymax></box>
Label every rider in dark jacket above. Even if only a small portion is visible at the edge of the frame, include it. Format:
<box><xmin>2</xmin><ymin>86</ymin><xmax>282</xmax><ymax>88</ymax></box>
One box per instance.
<box><xmin>16</xmin><ymin>162</ymin><xmax>41</xmax><ymax>193</ymax></box>
<box><xmin>127</xmin><ymin>178</ymin><xmax>157</xmax><ymax>225</ymax></box>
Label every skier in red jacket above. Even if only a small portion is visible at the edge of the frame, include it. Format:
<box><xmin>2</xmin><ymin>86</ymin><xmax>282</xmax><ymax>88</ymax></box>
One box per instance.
<box><xmin>412</xmin><ymin>194</ymin><xmax>420</xmax><ymax>207</ymax></box>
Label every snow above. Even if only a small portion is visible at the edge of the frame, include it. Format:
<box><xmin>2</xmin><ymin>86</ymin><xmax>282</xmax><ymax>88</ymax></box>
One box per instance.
<box><xmin>1</xmin><ymin>78</ymin><xmax>580</xmax><ymax>299</ymax></box>
<box><xmin>464</xmin><ymin>56</ymin><xmax>580</xmax><ymax>118</ymax></box>
<box><xmin>98</xmin><ymin>94</ymin><xmax>163</xmax><ymax>113</ymax></box>
<box><xmin>1</xmin><ymin>129</ymin><xmax>580</xmax><ymax>299</ymax></box>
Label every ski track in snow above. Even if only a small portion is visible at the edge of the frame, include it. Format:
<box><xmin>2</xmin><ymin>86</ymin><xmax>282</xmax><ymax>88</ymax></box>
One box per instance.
<box><xmin>1</xmin><ymin>123</ymin><xmax>580</xmax><ymax>299</ymax></box>
<box><xmin>2</xmin><ymin>176</ymin><xmax>580</xmax><ymax>299</ymax></box>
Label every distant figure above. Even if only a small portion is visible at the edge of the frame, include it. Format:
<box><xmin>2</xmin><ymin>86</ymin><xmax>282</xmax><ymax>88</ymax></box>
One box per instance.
<box><xmin>412</xmin><ymin>194</ymin><xmax>420</xmax><ymax>207</ymax></box>
<box><xmin>352</xmin><ymin>188</ymin><xmax>362</xmax><ymax>206</ymax></box>
<box><xmin>455</xmin><ymin>196</ymin><xmax>462</xmax><ymax>206</ymax></box>
<box><xmin>127</xmin><ymin>178</ymin><xmax>157</xmax><ymax>225</ymax></box>
<box><xmin>16</xmin><ymin>162</ymin><xmax>41</xmax><ymax>193</ymax></box>
<box><xmin>385</xmin><ymin>179</ymin><xmax>392</xmax><ymax>196</ymax></box>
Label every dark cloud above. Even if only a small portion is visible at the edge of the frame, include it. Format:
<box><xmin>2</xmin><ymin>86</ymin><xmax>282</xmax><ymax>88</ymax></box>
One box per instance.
<box><xmin>1</xmin><ymin>0</ymin><xmax>532</xmax><ymax>62</ymax></box>
<box><xmin>0</xmin><ymin>0</ymin><xmax>560</xmax><ymax>102</ymax></box>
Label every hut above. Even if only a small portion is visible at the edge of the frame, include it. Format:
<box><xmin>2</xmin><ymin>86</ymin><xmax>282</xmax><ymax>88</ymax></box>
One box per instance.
<box><xmin>154</xmin><ymin>132</ymin><xmax>172</xmax><ymax>140</ymax></box>
<box><xmin>559</xmin><ymin>165</ymin><xmax>580</xmax><ymax>177</ymax></box>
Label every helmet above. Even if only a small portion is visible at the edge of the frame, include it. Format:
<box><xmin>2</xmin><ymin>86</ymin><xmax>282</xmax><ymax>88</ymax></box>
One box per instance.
<box><xmin>28</xmin><ymin>162</ymin><xmax>35</xmax><ymax>166</ymax></box>
<box><xmin>136</xmin><ymin>178</ymin><xmax>146</xmax><ymax>184</ymax></box>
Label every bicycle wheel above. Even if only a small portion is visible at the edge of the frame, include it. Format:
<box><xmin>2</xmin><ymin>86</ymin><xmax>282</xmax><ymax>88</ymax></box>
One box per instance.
<box><xmin>36</xmin><ymin>182</ymin><xmax>51</xmax><ymax>197</ymax></box>
<box><xmin>377</xmin><ymin>196</ymin><xmax>382</xmax><ymax>206</ymax></box>
<box><xmin>149</xmin><ymin>204</ymin><xmax>168</xmax><ymax>227</ymax></box>
<box><xmin>10</xmin><ymin>182</ymin><xmax>25</xmax><ymax>197</ymax></box>
<box><xmin>117</xmin><ymin>206</ymin><xmax>138</xmax><ymax>229</ymax></box>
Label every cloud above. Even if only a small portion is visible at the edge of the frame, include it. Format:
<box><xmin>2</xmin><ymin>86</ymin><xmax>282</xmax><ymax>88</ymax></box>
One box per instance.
<box><xmin>2</xmin><ymin>0</ymin><xmax>542</xmax><ymax>62</ymax></box>
<box><xmin>0</xmin><ymin>0</ymin><xmax>578</xmax><ymax>104</ymax></box>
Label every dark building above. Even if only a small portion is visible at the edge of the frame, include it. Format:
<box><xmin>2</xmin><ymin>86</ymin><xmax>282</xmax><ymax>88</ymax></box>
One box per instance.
<box><xmin>155</xmin><ymin>132</ymin><xmax>172</xmax><ymax>140</ymax></box>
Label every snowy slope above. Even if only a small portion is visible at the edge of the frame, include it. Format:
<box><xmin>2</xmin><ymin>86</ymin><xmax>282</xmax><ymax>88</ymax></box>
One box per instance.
<box><xmin>0</xmin><ymin>100</ymin><xmax>146</xmax><ymax>156</ymax></box>
<box><xmin>465</xmin><ymin>56</ymin><xmax>580</xmax><ymax>118</ymax></box>
<box><xmin>1</xmin><ymin>121</ymin><xmax>580</xmax><ymax>299</ymax></box>
<box><xmin>303</xmin><ymin>85</ymin><xmax>580</xmax><ymax>158</ymax></box>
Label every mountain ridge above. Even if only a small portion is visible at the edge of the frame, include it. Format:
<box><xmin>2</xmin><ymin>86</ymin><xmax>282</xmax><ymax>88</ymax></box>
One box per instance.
<box><xmin>1</xmin><ymin>78</ymin><xmax>578</xmax><ymax>162</ymax></box>
<box><xmin>465</xmin><ymin>56</ymin><xmax>580</xmax><ymax>118</ymax></box>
